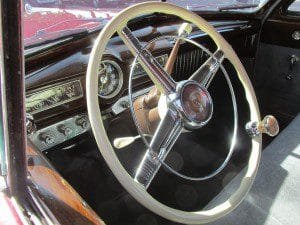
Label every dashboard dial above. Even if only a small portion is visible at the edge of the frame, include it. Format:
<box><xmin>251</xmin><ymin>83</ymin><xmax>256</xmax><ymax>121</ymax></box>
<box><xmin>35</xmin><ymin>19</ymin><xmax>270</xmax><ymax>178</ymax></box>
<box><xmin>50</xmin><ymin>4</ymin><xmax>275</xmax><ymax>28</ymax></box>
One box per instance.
<box><xmin>98</xmin><ymin>60</ymin><xmax>123</xmax><ymax>99</ymax></box>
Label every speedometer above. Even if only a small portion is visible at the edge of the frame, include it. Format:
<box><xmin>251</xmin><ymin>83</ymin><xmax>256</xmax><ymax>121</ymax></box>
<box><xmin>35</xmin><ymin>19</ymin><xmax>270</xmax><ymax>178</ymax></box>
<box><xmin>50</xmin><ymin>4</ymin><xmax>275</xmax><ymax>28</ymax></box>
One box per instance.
<box><xmin>98</xmin><ymin>60</ymin><xmax>123</xmax><ymax>99</ymax></box>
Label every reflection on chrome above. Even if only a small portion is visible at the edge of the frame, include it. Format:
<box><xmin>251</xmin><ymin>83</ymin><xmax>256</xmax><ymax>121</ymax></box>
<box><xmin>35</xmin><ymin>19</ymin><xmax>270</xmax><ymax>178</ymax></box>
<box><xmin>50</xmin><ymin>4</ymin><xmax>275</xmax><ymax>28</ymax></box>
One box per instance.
<box><xmin>113</xmin><ymin>134</ymin><xmax>152</xmax><ymax>149</ymax></box>
<box><xmin>246</xmin><ymin>115</ymin><xmax>279</xmax><ymax>137</ymax></box>
<box><xmin>128</xmin><ymin>36</ymin><xmax>238</xmax><ymax>188</ymax></box>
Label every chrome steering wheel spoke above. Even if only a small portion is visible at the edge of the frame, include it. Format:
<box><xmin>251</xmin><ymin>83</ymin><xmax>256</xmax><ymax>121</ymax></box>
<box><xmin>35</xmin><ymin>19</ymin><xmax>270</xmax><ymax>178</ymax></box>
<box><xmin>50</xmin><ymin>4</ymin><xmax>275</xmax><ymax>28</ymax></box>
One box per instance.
<box><xmin>189</xmin><ymin>49</ymin><xmax>224</xmax><ymax>87</ymax></box>
<box><xmin>134</xmin><ymin>109</ymin><xmax>182</xmax><ymax>189</ymax></box>
<box><xmin>118</xmin><ymin>26</ymin><xmax>176</xmax><ymax>95</ymax></box>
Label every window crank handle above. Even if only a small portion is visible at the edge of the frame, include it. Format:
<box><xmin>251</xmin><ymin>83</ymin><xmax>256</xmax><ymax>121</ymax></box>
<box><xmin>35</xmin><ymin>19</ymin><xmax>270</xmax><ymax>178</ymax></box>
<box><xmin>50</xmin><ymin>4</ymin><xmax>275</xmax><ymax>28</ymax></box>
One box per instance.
<box><xmin>286</xmin><ymin>55</ymin><xmax>298</xmax><ymax>80</ymax></box>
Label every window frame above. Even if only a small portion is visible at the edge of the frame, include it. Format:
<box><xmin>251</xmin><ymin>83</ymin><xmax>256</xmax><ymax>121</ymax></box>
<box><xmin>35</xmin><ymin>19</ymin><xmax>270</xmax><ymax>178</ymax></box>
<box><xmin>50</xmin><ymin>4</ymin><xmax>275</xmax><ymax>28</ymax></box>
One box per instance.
<box><xmin>287</xmin><ymin>0</ymin><xmax>300</xmax><ymax>15</ymax></box>
<box><xmin>282</xmin><ymin>0</ymin><xmax>300</xmax><ymax>19</ymax></box>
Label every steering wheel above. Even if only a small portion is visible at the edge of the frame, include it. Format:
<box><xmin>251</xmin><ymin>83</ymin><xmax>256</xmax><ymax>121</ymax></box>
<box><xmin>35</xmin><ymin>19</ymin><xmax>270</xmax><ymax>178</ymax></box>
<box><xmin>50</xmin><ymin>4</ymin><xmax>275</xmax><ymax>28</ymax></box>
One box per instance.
<box><xmin>86</xmin><ymin>2</ymin><xmax>262</xmax><ymax>224</ymax></box>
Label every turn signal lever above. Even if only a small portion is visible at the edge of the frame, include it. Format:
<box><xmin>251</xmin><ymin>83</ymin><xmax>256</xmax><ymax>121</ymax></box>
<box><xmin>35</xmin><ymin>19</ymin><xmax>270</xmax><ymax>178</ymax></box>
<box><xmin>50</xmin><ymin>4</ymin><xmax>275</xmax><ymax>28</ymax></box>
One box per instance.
<box><xmin>245</xmin><ymin>115</ymin><xmax>279</xmax><ymax>137</ymax></box>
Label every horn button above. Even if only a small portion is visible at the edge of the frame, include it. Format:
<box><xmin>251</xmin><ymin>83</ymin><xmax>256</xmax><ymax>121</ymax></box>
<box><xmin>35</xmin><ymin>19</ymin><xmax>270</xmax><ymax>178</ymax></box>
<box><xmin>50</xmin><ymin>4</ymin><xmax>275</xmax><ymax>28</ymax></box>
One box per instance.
<box><xmin>174</xmin><ymin>81</ymin><xmax>213</xmax><ymax>128</ymax></box>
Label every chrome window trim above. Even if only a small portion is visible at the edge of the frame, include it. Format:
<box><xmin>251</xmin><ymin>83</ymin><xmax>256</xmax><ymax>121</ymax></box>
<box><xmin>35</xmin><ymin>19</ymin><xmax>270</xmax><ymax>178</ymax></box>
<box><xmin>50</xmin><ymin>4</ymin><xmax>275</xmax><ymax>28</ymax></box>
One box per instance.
<box><xmin>0</xmin><ymin>0</ymin><xmax>9</xmax><ymax>176</ymax></box>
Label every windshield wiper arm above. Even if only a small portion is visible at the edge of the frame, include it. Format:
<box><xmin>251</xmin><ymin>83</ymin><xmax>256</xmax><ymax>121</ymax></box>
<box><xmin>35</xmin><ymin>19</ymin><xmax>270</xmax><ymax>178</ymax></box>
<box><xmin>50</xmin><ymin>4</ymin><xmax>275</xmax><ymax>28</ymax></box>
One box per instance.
<box><xmin>218</xmin><ymin>3</ymin><xmax>259</xmax><ymax>12</ymax></box>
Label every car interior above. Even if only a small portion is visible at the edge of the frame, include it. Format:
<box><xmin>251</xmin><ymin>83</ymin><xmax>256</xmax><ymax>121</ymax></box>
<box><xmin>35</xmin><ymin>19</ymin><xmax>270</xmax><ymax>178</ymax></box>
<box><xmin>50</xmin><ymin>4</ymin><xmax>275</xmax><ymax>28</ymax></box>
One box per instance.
<box><xmin>22</xmin><ymin>0</ymin><xmax>299</xmax><ymax>224</ymax></box>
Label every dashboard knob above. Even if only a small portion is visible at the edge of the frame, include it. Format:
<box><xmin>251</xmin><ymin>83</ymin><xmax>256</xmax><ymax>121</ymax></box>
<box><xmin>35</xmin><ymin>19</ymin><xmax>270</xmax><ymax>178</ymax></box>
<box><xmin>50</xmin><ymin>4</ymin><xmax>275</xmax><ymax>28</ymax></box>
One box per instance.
<box><xmin>120</xmin><ymin>100</ymin><xmax>130</xmax><ymax>109</ymax></box>
<box><xmin>39</xmin><ymin>133</ymin><xmax>55</xmax><ymax>145</ymax></box>
<box><xmin>57</xmin><ymin>125</ymin><xmax>73</xmax><ymax>136</ymax></box>
<box><xmin>26</xmin><ymin>113</ymin><xmax>36</xmax><ymax>135</ymax></box>
<box><xmin>76</xmin><ymin>117</ymin><xmax>88</xmax><ymax>129</ymax></box>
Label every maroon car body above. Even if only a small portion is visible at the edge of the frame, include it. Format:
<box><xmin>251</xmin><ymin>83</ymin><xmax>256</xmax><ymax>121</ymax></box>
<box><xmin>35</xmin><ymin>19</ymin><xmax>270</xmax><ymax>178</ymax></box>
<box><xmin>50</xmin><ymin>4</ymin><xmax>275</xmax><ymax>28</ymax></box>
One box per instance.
<box><xmin>24</xmin><ymin>5</ymin><xmax>118</xmax><ymax>46</ymax></box>
<box><xmin>23</xmin><ymin>0</ymin><xmax>151</xmax><ymax>46</ymax></box>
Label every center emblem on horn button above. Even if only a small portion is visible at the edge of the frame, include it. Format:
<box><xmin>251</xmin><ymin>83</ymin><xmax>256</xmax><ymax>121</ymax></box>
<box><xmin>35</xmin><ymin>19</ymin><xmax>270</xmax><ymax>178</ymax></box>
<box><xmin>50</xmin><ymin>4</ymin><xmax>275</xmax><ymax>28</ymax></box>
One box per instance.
<box><xmin>179</xmin><ymin>81</ymin><xmax>213</xmax><ymax>126</ymax></box>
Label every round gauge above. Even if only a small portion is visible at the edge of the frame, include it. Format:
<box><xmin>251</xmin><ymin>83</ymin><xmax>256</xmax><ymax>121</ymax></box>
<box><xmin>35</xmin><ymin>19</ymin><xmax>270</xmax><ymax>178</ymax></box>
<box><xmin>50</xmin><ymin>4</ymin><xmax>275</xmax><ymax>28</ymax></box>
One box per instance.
<box><xmin>98</xmin><ymin>60</ymin><xmax>123</xmax><ymax>99</ymax></box>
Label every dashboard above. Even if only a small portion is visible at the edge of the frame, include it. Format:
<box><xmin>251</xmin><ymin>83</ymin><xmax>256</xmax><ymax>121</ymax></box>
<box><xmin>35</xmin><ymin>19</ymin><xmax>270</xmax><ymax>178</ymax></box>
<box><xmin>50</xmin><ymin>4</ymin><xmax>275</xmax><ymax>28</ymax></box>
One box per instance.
<box><xmin>25</xmin><ymin>17</ymin><xmax>259</xmax><ymax>152</ymax></box>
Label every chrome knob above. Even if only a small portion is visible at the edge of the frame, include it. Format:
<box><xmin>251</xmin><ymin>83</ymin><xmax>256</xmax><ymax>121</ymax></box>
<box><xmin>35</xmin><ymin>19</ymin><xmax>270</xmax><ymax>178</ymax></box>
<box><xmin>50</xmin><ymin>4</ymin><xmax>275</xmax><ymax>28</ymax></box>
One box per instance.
<box><xmin>76</xmin><ymin>117</ymin><xmax>88</xmax><ymax>129</ymax></box>
<box><xmin>39</xmin><ymin>133</ymin><xmax>55</xmax><ymax>145</ymax></box>
<box><xmin>57</xmin><ymin>125</ymin><xmax>73</xmax><ymax>136</ymax></box>
<box><xmin>246</xmin><ymin>115</ymin><xmax>279</xmax><ymax>137</ymax></box>
<box><xmin>26</xmin><ymin>113</ymin><xmax>36</xmax><ymax>135</ymax></box>
<box><xmin>292</xmin><ymin>31</ymin><xmax>300</xmax><ymax>41</ymax></box>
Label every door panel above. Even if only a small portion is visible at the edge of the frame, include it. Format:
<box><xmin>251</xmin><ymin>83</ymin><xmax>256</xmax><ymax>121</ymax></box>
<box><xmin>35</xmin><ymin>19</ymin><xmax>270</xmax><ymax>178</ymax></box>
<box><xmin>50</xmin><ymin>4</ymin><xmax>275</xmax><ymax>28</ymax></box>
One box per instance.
<box><xmin>255</xmin><ymin>43</ymin><xmax>300</xmax><ymax>127</ymax></box>
<box><xmin>254</xmin><ymin>9</ymin><xmax>300</xmax><ymax>128</ymax></box>
<box><xmin>260</xmin><ymin>19</ymin><xmax>300</xmax><ymax>48</ymax></box>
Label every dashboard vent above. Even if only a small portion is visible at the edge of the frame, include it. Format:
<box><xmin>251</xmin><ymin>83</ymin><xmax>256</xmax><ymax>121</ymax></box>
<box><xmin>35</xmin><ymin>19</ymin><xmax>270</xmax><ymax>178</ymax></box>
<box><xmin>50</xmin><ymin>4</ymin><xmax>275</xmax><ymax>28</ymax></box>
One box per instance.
<box><xmin>172</xmin><ymin>48</ymin><xmax>207</xmax><ymax>81</ymax></box>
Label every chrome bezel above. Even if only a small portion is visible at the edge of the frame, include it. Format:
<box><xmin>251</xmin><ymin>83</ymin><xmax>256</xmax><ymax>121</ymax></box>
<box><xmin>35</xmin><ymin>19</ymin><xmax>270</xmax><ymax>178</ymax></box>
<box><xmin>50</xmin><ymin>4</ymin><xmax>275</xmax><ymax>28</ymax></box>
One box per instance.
<box><xmin>175</xmin><ymin>80</ymin><xmax>214</xmax><ymax>129</ymax></box>
<box><xmin>97</xmin><ymin>59</ymin><xmax>124</xmax><ymax>99</ymax></box>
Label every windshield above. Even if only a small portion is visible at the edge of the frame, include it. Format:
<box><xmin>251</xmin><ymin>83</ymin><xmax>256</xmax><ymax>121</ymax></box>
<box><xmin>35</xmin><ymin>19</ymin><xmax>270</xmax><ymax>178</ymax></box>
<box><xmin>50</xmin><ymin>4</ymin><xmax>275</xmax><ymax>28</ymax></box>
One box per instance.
<box><xmin>24</xmin><ymin>0</ymin><xmax>269</xmax><ymax>47</ymax></box>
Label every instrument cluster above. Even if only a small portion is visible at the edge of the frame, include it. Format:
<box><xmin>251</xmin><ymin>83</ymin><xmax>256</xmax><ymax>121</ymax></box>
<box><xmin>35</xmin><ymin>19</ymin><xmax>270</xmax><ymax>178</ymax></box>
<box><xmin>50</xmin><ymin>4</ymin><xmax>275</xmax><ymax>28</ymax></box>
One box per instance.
<box><xmin>98</xmin><ymin>60</ymin><xmax>123</xmax><ymax>99</ymax></box>
<box><xmin>97</xmin><ymin>54</ymin><xmax>168</xmax><ymax>100</ymax></box>
<box><xmin>25</xmin><ymin>54</ymin><xmax>168</xmax><ymax>151</ymax></box>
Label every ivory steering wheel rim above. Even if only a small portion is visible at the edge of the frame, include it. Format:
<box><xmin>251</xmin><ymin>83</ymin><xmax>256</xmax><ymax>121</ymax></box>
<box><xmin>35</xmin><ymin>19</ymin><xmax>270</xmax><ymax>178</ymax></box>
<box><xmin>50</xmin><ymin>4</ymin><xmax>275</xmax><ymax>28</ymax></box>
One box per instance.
<box><xmin>86</xmin><ymin>2</ymin><xmax>262</xmax><ymax>224</ymax></box>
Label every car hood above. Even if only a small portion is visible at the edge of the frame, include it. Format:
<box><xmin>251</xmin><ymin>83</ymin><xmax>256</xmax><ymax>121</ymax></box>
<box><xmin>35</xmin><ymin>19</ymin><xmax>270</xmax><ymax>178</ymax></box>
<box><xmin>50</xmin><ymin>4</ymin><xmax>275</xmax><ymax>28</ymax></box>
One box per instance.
<box><xmin>24</xmin><ymin>6</ymin><xmax>119</xmax><ymax>46</ymax></box>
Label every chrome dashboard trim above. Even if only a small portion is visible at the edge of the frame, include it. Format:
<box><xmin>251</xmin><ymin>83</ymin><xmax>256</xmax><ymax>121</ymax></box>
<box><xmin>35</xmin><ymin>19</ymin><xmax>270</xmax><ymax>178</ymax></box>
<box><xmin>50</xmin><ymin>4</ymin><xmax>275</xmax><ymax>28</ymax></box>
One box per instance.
<box><xmin>130</xmin><ymin>54</ymin><xmax>169</xmax><ymax>79</ymax></box>
<box><xmin>111</xmin><ymin>86</ymin><xmax>153</xmax><ymax>115</ymax></box>
<box><xmin>28</xmin><ymin>114</ymin><xmax>90</xmax><ymax>151</ymax></box>
<box><xmin>188</xmin><ymin>24</ymin><xmax>250</xmax><ymax>40</ymax></box>
<box><xmin>26</xmin><ymin>79</ymin><xmax>83</xmax><ymax>115</ymax></box>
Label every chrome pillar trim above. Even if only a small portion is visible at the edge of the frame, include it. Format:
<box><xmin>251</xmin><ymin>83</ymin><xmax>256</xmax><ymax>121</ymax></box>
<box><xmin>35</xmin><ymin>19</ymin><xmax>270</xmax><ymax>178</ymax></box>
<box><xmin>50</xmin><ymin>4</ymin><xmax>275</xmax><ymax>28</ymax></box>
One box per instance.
<box><xmin>0</xmin><ymin>1</ymin><xmax>9</xmax><ymax>176</ymax></box>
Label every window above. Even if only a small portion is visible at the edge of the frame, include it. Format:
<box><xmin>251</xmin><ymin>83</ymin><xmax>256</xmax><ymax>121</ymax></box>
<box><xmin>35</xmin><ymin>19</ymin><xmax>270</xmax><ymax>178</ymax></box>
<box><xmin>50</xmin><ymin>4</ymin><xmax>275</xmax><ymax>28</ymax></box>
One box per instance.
<box><xmin>288</xmin><ymin>0</ymin><xmax>300</xmax><ymax>13</ymax></box>
<box><xmin>24</xmin><ymin>0</ymin><xmax>270</xmax><ymax>47</ymax></box>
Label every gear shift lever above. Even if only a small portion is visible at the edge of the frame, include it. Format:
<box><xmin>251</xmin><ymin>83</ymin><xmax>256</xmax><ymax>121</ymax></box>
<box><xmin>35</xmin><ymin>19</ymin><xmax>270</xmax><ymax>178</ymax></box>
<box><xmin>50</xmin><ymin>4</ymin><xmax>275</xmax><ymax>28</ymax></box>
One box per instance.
<box><xmin>133</xmin><ymin>23</ymin><xmax>192</xmax><ymax>134</ymax></box>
